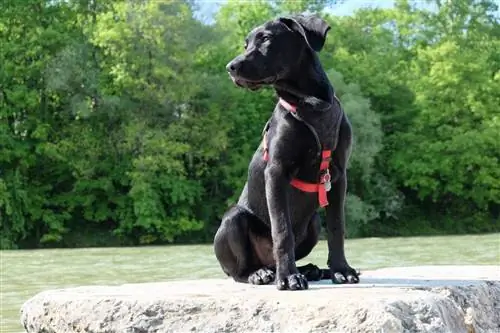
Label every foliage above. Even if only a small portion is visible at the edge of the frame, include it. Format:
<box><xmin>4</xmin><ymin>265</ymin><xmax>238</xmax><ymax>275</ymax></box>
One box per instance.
<box><xmin>0</xmin><ymin>0</ymin><xmax>498</xmax><ymax>249</ymax></box>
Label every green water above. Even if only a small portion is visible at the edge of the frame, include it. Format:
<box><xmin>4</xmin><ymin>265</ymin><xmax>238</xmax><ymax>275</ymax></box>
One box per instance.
<box><xmin>1</xmin><ymin>234</ymin><xmax>499</xmax><ymax>333</ymax></box>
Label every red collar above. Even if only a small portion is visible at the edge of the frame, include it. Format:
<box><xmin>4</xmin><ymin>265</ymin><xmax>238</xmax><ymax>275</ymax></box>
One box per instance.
<box><xmin>279</xmin><ymin>98</ymin><xmax>297</xmax><ymax>113</ymax></box>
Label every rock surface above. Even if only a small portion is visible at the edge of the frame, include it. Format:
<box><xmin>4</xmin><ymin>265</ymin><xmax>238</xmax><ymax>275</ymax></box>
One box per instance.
<box><xmin>21</xmin><ymin>265</ymin><xmax>500</xmax><ymax>333</ymax></box>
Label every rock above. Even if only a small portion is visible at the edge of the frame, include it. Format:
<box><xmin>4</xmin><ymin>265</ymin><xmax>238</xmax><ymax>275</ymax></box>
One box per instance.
<box><xmin>20</xmin><ymin>265</ymin><xmax>500</xmax><ymax>333</ymax></box>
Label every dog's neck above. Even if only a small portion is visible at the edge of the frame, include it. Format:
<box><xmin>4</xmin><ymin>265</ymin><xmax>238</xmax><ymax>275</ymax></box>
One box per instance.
<box><xmin>274</xmin><ymin>51</ymin><xmax>333</xmax><ymax>108</ymax></box>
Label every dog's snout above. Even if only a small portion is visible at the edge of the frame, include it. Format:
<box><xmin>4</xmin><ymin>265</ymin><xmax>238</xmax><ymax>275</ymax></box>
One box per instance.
<box><xmin>226</xmin><ymin>59</ymin><xmax>242</xmax><ymax>74</ymax></box>
<box><xmin>226</xmin><ymin>62</ymin><xmax>235</xmax><ymax>73</ymax></box>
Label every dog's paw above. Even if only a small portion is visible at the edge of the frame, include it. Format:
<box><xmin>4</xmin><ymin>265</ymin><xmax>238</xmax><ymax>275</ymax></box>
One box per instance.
<box><xmin>276</xmin><ymin>273</ymin><xmax>309</xmax><ymax>291</ymax></box>
<box><xmin>248</xmin><ymin>268</ymin><xmax>275</xmax><ymax>285</ymax></box>
<box><xmin>330</xmin><ymin>264</ymin><xmax>360</xmax><ymax>284</ymax></box>
<box><xmin>299</xmin><ymin>263</ymin><xmax>323</xmax><ymax>281</ymax></box>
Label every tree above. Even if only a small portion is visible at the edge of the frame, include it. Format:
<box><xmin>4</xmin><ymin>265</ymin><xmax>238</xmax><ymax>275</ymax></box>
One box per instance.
<box><xmin>0</xmin><ymin>0</ymin><xmax>81</xmax><ymax>248</ymax></box>
<box><xmin>390</xmin><ymin>0</ymin><xmax>500</xmax><ymax>227</ymax></box>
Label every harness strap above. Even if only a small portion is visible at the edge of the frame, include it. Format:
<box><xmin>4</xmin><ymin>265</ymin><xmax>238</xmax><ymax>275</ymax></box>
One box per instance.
<box><xmin>261</xmin><ymin>97</ymin><xmax>335</xmax><ymax>208</ymax></box>
<box><xmin>262</xmin><ymin>120</ymin><xmax>271</xmax><ymax>162</ymax></box>
<box><xmin>290</xmin><ymin>150</ymin><xmax>331</xmax><ymax>207</ymax></box>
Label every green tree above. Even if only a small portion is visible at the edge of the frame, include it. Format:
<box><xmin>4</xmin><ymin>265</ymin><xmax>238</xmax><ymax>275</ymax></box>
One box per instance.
<box><xmin>0</xmin><ymin>0</ymin><xmax>80</xmax><ymax>248</ymax></box>
<box><xmin>1</xmin><ymin>0</ymin><xmax>498</xmax><ymax>249</ymax></box>
<box><xmin>389</xmin><ymin>0</ymin><xmax>499</xmax><ymax>231</ymax></box>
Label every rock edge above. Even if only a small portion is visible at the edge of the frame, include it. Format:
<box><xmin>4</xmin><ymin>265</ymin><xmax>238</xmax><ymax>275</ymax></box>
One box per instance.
<box><xmin>20</xmin><ymin>265</ymin><xmax>500</xmax><ymax>333</ymax></box>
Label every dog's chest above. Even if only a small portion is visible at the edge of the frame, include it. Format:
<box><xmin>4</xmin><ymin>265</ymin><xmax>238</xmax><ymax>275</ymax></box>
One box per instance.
<box><xmin>295</xmin><ymin>110</ymin><xmax>338</xmax><ymax>152</ymax></box>
<box><xmin>267</xmin><ymin>109</ymin><xmax>338</xmax><ymax>179</ymax></box>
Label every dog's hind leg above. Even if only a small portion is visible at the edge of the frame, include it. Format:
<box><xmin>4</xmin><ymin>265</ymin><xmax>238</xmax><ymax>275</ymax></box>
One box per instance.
<box><xmin>214</xmin><ymin>205</ymin><xmax>262</xmax><ymax>283</ymax></box>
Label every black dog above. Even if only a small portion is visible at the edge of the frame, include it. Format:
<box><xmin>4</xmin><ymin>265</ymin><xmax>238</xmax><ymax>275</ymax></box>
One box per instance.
<box><xmin>214</xmin><ymin>14</ymin><xmax>359</xmax><ymax>290</ymax></box>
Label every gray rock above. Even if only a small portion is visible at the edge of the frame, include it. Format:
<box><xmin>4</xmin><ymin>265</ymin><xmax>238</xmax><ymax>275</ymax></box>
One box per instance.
<box><xmin>20</xmin><ymin>265</ymin><xmax>500</xmax><ymax>333</ymax></box>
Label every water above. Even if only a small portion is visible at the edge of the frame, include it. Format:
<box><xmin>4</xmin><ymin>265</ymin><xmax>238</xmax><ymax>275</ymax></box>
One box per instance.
<box><xmin>1</xmin><ymin>234</ymin><xmax>499</xmax><ymax>333</ymax></box>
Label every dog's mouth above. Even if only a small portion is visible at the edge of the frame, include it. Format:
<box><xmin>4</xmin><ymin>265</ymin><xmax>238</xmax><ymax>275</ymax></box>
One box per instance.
<box><xmin>229</xmin><ymin>75</ymin><xmax>276</xmax><ymax>91</ymax></box>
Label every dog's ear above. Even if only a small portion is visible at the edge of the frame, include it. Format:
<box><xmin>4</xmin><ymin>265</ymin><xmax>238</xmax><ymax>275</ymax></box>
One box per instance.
<box><xmin>278</xmin><ymin>14</ymin><xmax>330</xmax><ymax>52</ymax></box>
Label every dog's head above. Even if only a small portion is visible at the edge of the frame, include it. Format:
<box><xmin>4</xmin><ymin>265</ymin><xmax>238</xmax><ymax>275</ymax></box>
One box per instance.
<box><xmin>226</xmin><ymin>14</ymin><xmax>330</xmax><ymax>90</ymax></box>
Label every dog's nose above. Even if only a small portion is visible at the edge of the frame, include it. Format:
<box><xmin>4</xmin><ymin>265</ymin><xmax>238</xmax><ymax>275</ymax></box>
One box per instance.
<box><xmin>226</xmin><ymin>60</ymin><xmax>241</xmax><ymax>74</ymax></box>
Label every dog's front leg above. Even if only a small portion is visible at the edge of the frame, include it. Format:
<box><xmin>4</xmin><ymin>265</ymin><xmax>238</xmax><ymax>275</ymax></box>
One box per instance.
<box><xmin>264</xmin><ymin>164</ymin><xmax>308</xmax><ymax>290</ymax></box>
<box><xmin>325</xmin><ymin>169</ymin><xmax>360</xmax><ymax>284</ymax></box>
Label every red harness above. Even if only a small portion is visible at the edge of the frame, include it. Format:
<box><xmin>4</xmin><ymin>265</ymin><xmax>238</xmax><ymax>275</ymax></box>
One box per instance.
<box><xmin>262</xmin><ymin>98</ymin><xmax>332</xmax><ymax>208</ymax></box>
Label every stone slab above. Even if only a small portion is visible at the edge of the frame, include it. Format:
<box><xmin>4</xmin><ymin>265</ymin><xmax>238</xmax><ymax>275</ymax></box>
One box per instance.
<box><xmin>20</xmin><ymin>265</ymin><xmax>500</xmax><ymax>333</ymax></box>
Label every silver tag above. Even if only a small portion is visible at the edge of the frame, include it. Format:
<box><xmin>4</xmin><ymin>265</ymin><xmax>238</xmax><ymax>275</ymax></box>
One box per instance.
<box><xmin>324</xmin><ymin>180</ymin><xmax>332</xmax><ymax>192</ymax></box>
<box><xmin>323</xmin><ymin>169</ymin><xmax>332</xmax><ymax>192</ymax></box>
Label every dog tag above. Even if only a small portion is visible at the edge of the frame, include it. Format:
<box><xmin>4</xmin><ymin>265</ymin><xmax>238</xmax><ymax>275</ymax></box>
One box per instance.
<box><xmin>324</xmin><ymin>180</ymin><xmax>332</xmax><ymax>192</ymax></box>
<box><xmin>322</xmin><ymin>169</ymin><xmax>332</xmax><ymax>192</ymax></box>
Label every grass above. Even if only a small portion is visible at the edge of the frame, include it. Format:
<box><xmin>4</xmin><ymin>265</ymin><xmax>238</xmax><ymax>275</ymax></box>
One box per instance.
<box><xmin>1</xmin><ymin>233</ymin><xmax>499</xmax><ymax>333</ymax></box>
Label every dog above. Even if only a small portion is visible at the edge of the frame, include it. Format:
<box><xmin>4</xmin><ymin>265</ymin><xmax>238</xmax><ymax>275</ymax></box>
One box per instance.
<box><xmin>213</xmin><ymin>14</ymin><xmax>359</xmax><ymax>291</ymax></box>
